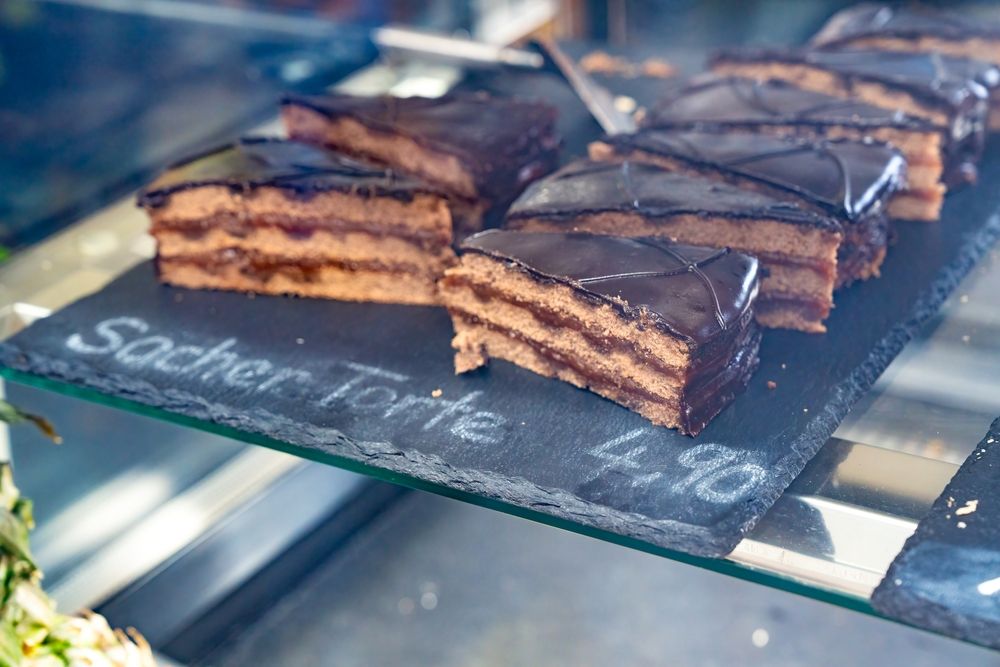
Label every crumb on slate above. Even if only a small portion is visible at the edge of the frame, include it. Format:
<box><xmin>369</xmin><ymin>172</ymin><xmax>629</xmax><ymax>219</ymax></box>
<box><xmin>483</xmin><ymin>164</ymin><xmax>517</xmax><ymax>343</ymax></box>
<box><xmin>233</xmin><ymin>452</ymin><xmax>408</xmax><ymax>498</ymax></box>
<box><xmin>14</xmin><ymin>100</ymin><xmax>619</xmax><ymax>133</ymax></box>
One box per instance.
<box><xmin>431</xmin><ymin>388</ymin><xmax>443</xmax><ymax>398</ymax></box>
<box><xmin>956</xmin><ymin>499</ymin><xmax>979</xmax><ymax>516</ymax></box>
<box><xmin>767</xmin><ymin>380</ymin><xmax>777</xmax><ymax>390</ymax></box>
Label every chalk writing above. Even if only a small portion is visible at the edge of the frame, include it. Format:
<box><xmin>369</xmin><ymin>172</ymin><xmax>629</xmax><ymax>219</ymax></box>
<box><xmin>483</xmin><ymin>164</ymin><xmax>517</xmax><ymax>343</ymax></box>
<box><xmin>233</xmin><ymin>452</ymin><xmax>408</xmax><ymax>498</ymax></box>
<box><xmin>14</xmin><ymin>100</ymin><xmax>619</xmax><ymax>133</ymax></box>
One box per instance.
<box><xmin>64</xmin><ymin>316</ymin><xmax>508</xmax><ymax>445</ymax></box>
<box><xmin>585</xmin><ymin>434</ymin><xmax>767</xmax><ymax>505</ymax></box>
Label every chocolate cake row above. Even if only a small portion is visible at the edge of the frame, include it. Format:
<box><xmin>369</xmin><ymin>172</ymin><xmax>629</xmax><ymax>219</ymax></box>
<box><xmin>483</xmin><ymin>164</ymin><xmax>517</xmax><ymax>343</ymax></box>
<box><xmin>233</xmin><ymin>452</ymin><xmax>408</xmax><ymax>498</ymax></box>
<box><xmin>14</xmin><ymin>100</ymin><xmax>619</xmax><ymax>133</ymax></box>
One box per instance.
<box><xmin>136</xmin><ymin>2</ymin><xmax>1000</xmax><ymax>435</ymax></box>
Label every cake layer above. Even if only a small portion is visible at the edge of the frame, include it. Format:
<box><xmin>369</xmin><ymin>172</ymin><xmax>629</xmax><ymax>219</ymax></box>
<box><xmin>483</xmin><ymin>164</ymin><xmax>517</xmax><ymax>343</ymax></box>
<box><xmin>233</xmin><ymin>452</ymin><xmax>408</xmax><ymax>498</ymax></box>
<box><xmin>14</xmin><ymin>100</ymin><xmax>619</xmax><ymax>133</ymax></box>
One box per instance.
<box><xmin>505</xmin><ymin>161</ymin><xmax>841</xmax><ymax>332</ymax></box>
<box><xmin>710</xmin><ymin>48</ymin><xmax>998</xmax><ymax>124</ymax></box>
<box><xmin>710</xmin><ymin>49</ymin><xmax>996</xmax><ymax>185</ymax></box>
<box><xmin>451</xmin><ymin>319</ymin><xmax>687</xmax><ymax>428</ymax></box>
<box><xmin>281</xmin><ymin>91</ymin><xmax>560</xmax><ymax>202</ymax></box>
<box><xmin>812</xmin><ymin>4</ymin><xmax>1000</xmax><ymax>61</ymax></box>
<box><xmin>139</xmin><ymin>138</ymin><xmax>463</xmax><ymax>306</ymax></box>
<box><xmin>139</xmin><ymin>137</ymin><xmax>448</xmax><ymax>208</ymax></box>
<box><xmin>810</xmin><ymin>4</ymin><xmax>1000</xmax><ymax>130</ymax></box>
<box><xmin>640</xmin><ymin>77</ymin><xmax>948</xmax><ymax>218</ymax></box>
<box><xmin>153</xmin><ymin>227</ymin><xmax>456</xmax><ymax>277</ymax></box>
<box><xmin>442</xmin><ymin>254</ymin><xmax>690</xmax><ymax>371</ymax></box>
<box><xmin>589</xmin><ymin>131</ymin><xmax>900</xmax><ymax>284</ymax></box>
<box><xmin>158</xmin><ymin>254</ymin><xmax>439</xmax><ymax>305</ymax></box>
<box><xmin>591</xmin><ymin>131</ymin><xmax>905</xmax><ymax>221</ymax></box>
<box><xmin>441</xmin><ymin>231</ymin><xmax>761</xmax><ymax>434</ymax></box>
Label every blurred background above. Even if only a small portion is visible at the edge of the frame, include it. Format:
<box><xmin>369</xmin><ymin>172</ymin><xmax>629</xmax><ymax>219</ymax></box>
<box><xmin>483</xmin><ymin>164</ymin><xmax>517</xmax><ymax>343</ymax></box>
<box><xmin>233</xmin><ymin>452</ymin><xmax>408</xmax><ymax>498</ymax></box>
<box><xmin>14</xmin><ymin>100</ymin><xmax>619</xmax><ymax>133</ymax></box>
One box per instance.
<box><xmin>3</xmin><ymin>1</ymin><xmax>1000</xmax><ymax>665</ymax></box>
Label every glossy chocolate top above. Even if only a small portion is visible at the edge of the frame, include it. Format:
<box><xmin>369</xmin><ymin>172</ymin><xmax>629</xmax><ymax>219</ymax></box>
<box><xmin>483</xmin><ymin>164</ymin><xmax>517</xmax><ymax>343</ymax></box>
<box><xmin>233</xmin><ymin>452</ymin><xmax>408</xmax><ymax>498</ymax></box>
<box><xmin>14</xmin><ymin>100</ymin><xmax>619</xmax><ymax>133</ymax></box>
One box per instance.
<box><xmin>644</xmin><ymin>75</ymin><xmax>933</xmax><ymax>131</ymax></box>
<box><xmin>711</xmin><ymin>48</ymin><xmax>998</xmax><ymax>111</ymax></box>
<box><xmin>813</xmin><ymin>3</ymin><xmax>1000</xmax><ymax>46</ymax></box>
<box><xmin>600</xmin><ymin>129</ymin><xmax>905</xmax><ymax>221</ymax></box>
<box><xmin>281</xmin><ymin>91</ymin><xmax>560</xmax><ymax>200</ymax></box>
<box><xmin>138</xmin><ymin>138</ymin><xmax>437</xmax><ymax>208</ymax></box>
<box><xmin>506</xmin><ymin>160</ymin><xmax>838</xmax><ymax>231</ymax></box>
<box><xmin>461</xmin><ymin>229</ymin><xmax>759</xmax><ymax>345</ymax></box>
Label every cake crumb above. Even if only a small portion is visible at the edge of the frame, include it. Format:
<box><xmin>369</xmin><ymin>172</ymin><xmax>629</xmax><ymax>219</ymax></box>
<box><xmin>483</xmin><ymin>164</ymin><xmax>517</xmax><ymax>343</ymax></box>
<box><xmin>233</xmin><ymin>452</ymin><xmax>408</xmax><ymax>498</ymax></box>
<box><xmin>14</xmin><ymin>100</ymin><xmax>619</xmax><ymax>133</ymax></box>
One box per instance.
<box><xmin>295</xmin><ymin>337</ymin><xmax>305</xmax><ymax>345</ymax></box>
<box><xmin>780</xmin><ymin>363</ymin><xmax>787</xmax><ymax>370</ymax></box>
<box><xmin>947</xmin><ymin>496</ymin><xmax>955</xmax><ymax>508</ymax></box>
<box><xmin>767</xmin><ymin>381</ymin><xmax>777</xmax><ymax>390</ymax></box>
<box><xmin>431</xmin><ymin>388</ymin><xmax>443</xmax><ymax>398</ymax></box>
<box><xmin>956</xmin><ymin>499</ymin><xmax>979</xmax><ymax>516</ymax></box>
<box><xmin>958</xmin><ymin>521</ymin><xmax>968</xmax><ymax>529</ymax></box>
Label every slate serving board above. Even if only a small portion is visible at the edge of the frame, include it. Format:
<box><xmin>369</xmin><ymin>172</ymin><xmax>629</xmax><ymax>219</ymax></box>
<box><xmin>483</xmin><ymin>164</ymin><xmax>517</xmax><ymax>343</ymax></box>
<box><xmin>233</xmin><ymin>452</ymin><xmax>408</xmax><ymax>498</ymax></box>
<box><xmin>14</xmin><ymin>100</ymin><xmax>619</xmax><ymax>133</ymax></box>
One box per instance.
<box><xmin>5</xmin><ymin>59</ymin><xmax>1000</xmax><ymax>557</ymax></box>
<box><xmin>872</xmin><ymin>418</ymin><xmax>1000</xmax><ymax>649</ymax></box>
<box><xmin>3</xmin><ymin>161</ymin><xmax>1000</xmax><ymax>558</ymax></box>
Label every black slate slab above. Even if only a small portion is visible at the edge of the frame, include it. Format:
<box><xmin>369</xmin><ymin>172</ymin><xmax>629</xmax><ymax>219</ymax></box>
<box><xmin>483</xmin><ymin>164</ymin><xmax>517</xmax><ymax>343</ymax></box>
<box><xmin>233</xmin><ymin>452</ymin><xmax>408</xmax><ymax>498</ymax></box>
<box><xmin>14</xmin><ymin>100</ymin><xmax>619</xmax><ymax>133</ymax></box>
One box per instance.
<box><xmin>872</xmin><ymin>419</ymin><xmax>1000</xmax><ymax>649</ymax></box>
<box><xmin>3</xmin><ymin>144</ymin><xmax>1000</xmax><ymax>557</ymax></box>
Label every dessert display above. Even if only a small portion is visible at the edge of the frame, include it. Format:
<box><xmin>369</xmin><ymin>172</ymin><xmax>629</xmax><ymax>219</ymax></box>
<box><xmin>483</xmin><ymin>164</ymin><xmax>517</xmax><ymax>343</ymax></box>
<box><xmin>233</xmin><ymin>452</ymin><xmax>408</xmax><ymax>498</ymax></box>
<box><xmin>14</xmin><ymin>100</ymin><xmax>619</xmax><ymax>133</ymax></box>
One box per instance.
<box><xmin>132</xmin><ymin>2</ymin><xmax>1000</xmax><ymax>433</ymax></box>
<box><xmin>438</xmin><ymin>230</ymin><xmax>761</xmax><ymax>435</ymax></box>
<box><xmin>589</xmin><ymin>129</ymin><xmax>905</xmax><ymax>284</ymax></box>
<box><xmin>709</xmin><ymin>48</ymin><xmax>998</xmax><ymax>178</ymax></box>
<box><xmin>640</xmin><ymin>76</ymin><xmax>951</xmax><ymax>220</ymax></box>
<box><xmin>139</xmin><ymin>138</ymin><xmax>459</xmax><ymax>305</ymax></box>
<box><xmin>504</xmin><ymin>160</ymin><xmax>842</xmax><ymax>333</ymax></box>
<box><xmin>281</xmin><ymin>91</ymin><xmax>560</xmax><ymax>230</ymax></box>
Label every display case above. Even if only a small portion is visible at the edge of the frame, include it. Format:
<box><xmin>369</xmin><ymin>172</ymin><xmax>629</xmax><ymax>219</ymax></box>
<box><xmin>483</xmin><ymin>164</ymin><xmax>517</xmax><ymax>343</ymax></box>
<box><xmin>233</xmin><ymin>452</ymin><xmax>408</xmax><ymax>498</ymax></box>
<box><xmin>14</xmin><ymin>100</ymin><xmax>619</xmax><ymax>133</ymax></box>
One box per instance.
<box><xmin>3</xmin><ymin>1</ymin><xmax>1000</xmax><ymax>664</ymax></box>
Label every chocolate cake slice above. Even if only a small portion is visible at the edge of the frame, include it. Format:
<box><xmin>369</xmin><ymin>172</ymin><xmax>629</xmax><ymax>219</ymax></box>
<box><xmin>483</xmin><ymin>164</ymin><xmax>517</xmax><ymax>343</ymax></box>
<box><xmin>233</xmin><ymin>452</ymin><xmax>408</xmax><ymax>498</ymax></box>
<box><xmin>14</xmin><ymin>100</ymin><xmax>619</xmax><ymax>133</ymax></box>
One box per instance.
<box><xmin>811</xmin><ymin>6</ymin><xmax>1000</xmax><ymax>131</ymax></box>
<box><xmin>640</xmin><ymin>76</ymin><xmax>951</xmax><ymax>221</ymax></box>
<box><xmin>589</xmin><ymin>130</ymin><xmax>904</xmax><ymax>285</ymax></box>
<box><xmin>439</xmin><ymin>230</ymin><xmax>761</xmax><ymax>435</ymax></box>
<box><xmin>138</xmin><ymin>138</ymin><xmax>458</xmax><ymax>305</ymax></box>
<box><xmin>504</xmin><ymin>160</ymin><xmax>843</xmax><ymax>333</ymax></box>
<box><xmin>710</xmin><ymin>48</ymin><xmax>997</xmax><ymax>184</ymax></box>
<box><xmin>281</xmin><ymin>91</ymin><xmax>560</xmax><ymax>225</ymax></box>
<box><xmin>813</xmin><ymin>5</ymin><xmax>1000</xmax><ymax>87</ymax></box>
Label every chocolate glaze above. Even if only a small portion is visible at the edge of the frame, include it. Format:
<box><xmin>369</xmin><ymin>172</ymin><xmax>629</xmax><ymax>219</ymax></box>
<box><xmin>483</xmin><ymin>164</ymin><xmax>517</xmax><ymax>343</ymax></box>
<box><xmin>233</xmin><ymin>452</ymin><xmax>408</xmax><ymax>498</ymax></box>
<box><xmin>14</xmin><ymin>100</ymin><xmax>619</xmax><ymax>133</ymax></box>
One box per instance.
<box><xmin>138</xmin><ymin>138</ymin><xmax>440</xmax><ymax>209</ymax></box>
<box><xmin>459</xmin><ymin>229</ymin><xmax>759</xmax><ymax>347</ymax></box>
<box><xmin>813</xmin><ymin>3</ymin><xmax>1000</xmax><ymax>47</ymax></box>
<box><xmin>281</xmin><ymin>91</ymin><xmax>560</xmax><ymax>201</ymax></box>
<box><xmin>644</xmin><ymin>75</ymin><xmax>932</xmax><ymax>131</ymax></box>
<box><xmin>710</xmin><ymin>48</ymin><xmax>998</xmax><ymax>112</ymax></box>
<box><xmin>598</xmin><ymin>130</ymin><xmax>905</xmax><ymax>221</ymax></box>
<box><xmin>641</xmin><ymin>75</ymin><xmax>977</xmax><ymax>187</ymax></box>
<box><xmin>506</xmin><ymin>160</ymin><xmax>839</xmax><ymax>231</ymax></box>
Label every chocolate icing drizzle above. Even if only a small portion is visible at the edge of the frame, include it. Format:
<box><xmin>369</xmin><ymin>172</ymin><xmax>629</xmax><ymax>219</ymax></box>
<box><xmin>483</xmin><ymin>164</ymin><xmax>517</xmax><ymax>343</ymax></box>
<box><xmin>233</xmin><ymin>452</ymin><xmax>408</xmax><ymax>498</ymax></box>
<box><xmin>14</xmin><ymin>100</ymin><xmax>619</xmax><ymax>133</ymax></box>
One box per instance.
<box><xmin>460</xmin><ymin>229</ymin><xmax>758</xmax><ymax>345</ymax></box>
<box><xmin>710</xmin><ymin>48</ymin><xmax>999</xmax><ymax>110</ymax></box>
<box><xmin>281</xmin><ymin>91</ymin><xmax>560</xmax><ymax>201</ymax></box>
<box><xmin>506</xmin><ymin>159</ymin><xmax>838</xmax><ymax>231</ymax></box>
<box><xmin>602</xmin><ymin>129</ymin><xmax>905</xmax><ymax>221</ymax></box>
<box><xmin>645</xmin><ymin>76</ymin><xmax>930</xmax><ymax>130</ymax></box>
<box><xmin>813</xmin><ymin>3</ymin><xmax>1000</xmax><ymax>46</ymax></box>
<box><xmin>138</xmin><ymin>137</ymin><xmax>436</xmax><ymax>208</ymax></box>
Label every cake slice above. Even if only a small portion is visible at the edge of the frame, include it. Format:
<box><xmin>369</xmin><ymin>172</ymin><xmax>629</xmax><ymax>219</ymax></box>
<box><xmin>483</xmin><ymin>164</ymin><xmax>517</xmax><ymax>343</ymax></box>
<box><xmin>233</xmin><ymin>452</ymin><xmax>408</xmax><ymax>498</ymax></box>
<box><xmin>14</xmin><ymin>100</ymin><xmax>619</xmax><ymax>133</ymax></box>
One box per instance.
<box><xmin>439</xmin><ymin>230</ymin><xmax>761</xmax><ymax>435</ymax></box>
<box><xmin>813</xmin><ymin>4</ymin><xmax>1000</xmax><ymax>120</ymax></box>
<box><xmin>590</xmin><ymin>130</ymin><xmax>904</xmax><ymax>285</ymax></box>
<box><xmin>281</xmin><ymin>91</ymin><xmax>560</xmax><ymax>228</ymax></box>
<box><xmin>138</xmin><ymin>138</ymin><xmax>458</xmax><ymax>305</ymax></box>
<box><xmin>640</xmin><ymin>76</ymin><xmax>951</xmax><ymax>221</ymax></box>
<box><xmin>504</xmin><ymin>160</ymin><xmax>843</xmax><ymax>333</ymax></box>
<box><xmin>710</xmin><ymin>48</ymin><xmax>996</xmax><ymax>184</ymax></box>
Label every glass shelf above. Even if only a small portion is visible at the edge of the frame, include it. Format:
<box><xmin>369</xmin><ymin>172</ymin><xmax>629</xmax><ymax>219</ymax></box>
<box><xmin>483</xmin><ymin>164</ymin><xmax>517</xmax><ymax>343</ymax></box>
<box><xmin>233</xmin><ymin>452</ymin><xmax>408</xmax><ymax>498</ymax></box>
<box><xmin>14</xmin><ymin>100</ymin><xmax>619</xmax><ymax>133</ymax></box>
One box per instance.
<box><xmin>3</xmin><ymin>0</ymin><xmax>1000</xmax><ymax>649</ymax></box>
<box><xmin>4</xmin><ymin>225</ymin><xmax>1000</xmax><ymax>624</ymax></box>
